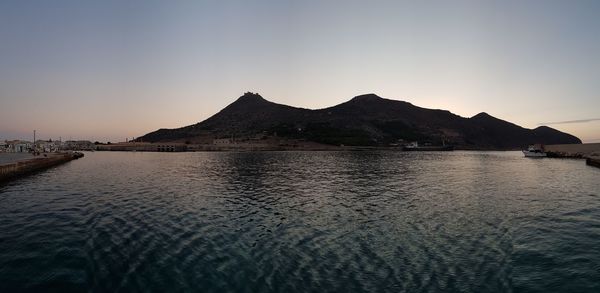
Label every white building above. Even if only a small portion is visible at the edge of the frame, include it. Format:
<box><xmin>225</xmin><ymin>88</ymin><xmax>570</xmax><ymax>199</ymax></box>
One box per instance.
<box><xmin>14</xmin><ymin>142</ymin><xmax>31</xmax><ymax>153</ymax></box>
<box><xmin>0</xmin><ymin>141</ymin><xmax>8</xmax><ymax>152</ymax></box>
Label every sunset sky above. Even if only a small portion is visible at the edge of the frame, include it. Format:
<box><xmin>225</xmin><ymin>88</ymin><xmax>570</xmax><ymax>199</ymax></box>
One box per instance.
<box><xmin>1</xmin><ymin>0</ymin><xmax>599</xmax><ymax>143</ymax></box>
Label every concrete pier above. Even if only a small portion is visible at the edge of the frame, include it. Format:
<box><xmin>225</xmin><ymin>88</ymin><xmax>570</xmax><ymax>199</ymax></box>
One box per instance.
<box><xmin>0</xmin><ymin>152</ymin><xmax>84</xmax><ymax>182</ymax></box>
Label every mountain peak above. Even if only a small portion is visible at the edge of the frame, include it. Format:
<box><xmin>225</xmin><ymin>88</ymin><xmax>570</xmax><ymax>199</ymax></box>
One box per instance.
<box><xmin>236</xmin><ymin>92</ymin><xmax>266</xmax><ymax>103</ymax></box>
<box><xmin>472</xmin><ymin>112</ymin><xmax>492</xmax><ymax>119</ymax></box>
<box><xmin>350</xmin><ymin>93</ymin><xmax>383</xmax><ymax>102</ymax></box>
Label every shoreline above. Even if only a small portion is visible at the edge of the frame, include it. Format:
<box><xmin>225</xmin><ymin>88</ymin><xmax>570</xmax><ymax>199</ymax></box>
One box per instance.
<box><xmin>1</xmin><ymin>143</ymin><xmax>597</xmax><ymax>184</ymax></box>
<box><xmin>94</xmin><ymin>142</ymin><xmax>600</xmax><ymax>170</ymax></box>
<box><xmin>95</xmin><ymin>142</ymin><xmax>525</xmax><ymax>153</ymax></box>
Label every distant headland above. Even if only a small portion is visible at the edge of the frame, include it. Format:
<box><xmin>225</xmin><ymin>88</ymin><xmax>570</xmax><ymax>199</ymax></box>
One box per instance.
<box><xmin>132</xmin><ymin>92</ymin><xmax>580</xmax><ymax>151</ymax></box>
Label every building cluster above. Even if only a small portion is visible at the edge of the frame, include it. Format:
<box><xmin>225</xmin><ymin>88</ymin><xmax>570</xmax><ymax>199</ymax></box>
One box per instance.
<box><xmin>0</xmin><ymin>140</ymin><xmax>96</xmax><ymax>153</ymax></box>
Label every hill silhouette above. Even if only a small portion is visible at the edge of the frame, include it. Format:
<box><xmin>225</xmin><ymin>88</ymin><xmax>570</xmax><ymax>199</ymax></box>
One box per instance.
<box><xmin>137</xmin><ymin>92</ymin><xmax>581</xmax><ymax>149</ymax></box>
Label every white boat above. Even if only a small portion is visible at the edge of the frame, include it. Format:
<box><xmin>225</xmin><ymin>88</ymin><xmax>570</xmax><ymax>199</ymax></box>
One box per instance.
<box><xmin>402</xmin><ymin>141</ymin><xmax>454</xmax><ymax>151</ymax></box>
<box><xmin>522</xmin><ymin>144</ymin><xmax>546</xmax><ymax>157</ymax></box>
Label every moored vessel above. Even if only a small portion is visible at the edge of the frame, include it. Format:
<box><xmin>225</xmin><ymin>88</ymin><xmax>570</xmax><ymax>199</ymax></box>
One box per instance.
<box><xmin>402</xmin><ymin>141</ymin><xmax>454</xmax><ymax>151</ymax></box>
<box><xmin>523</xmin><ymin>144</ymin><xmax>546</xmax><ymax>157</ymax></box>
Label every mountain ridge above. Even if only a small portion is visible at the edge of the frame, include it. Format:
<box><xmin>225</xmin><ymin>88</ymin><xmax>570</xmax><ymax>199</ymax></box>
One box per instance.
<box><xmin>137</xmin><ymin>92</ymin><xmax>581</xmax><ymax>149</ymax></box>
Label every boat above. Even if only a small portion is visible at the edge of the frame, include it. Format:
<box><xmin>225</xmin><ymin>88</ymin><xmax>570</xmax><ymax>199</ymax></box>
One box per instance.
<box><xmin>522</xmin><ymin>144</ymin><xmax>546</xmax><ymax>157</ymax></box>
<box><xmin>402</xmin><ymin>141</ymin><xmax>454</xmax><ymax>151</ymax></box>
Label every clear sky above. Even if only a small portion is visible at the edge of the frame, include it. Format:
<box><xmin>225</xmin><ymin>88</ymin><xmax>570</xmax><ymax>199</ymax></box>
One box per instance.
<box><xmin>1</xmin><ymin>0</ymin><xmax>599</xmax><ymax>143</ymax></box>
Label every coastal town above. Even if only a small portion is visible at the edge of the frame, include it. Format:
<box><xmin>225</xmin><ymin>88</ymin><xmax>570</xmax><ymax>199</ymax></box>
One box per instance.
<box><xmin>0</xmin><ymin>139</ymin><xmax>85</xmax><ymax>182</ymax></box>
<box><xmin>0</xmin><ymin>139</ymin><xmax>95</xmax><ymax>153</ymax></box>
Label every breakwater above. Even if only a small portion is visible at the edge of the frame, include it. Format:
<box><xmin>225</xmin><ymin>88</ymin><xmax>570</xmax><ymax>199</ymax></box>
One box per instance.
<box><xmin>545</xmin><ymin>143</ymin><xmax>600</xmax><ymax>158</ymax></box>
<box><xmin>0</xmin><ymin>152</ymin><xmax>84</xmax><ymax>182</ymax></box>
<box><xmin>545</xmin><ymin>143</ymin><xmax>600</xmax><ymax>169</ymax></box>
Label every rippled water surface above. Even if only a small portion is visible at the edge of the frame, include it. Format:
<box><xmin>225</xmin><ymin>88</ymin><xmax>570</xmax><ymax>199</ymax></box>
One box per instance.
<box><xmin>0</xmin><ymin>151</ymin><xmax>599</xmax><ymax>292</ymax></box>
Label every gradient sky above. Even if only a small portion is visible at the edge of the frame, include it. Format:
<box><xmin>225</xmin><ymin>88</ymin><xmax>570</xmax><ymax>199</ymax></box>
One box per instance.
<box><xmin>1</xmin><ymin>0</ymin><xmax>599</xmax><ymax>143</ymax></box>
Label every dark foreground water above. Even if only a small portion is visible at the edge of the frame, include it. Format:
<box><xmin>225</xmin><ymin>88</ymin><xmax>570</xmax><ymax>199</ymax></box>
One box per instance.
<box><xmin>0</xmin><ymin>151</ymin><xmax>599</xmax><ymax>292</ymax></box>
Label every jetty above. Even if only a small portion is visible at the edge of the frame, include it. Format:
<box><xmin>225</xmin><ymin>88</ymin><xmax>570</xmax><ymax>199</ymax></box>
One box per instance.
<box><xmin>0</xmin><ymin>152</ymin><xmax>84</xmax><ymax>182</ymax></box>
<box><xmin>545</xmin><ymin>143</ymin><xmax>600</xmax><ymax>169</ymax></box>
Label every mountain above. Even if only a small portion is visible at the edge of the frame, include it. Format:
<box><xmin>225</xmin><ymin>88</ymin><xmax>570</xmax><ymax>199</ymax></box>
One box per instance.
<box><xmin>137</xmin><ymin>92</ymin><xmax>581</xmax><ymax>149</ymax></box>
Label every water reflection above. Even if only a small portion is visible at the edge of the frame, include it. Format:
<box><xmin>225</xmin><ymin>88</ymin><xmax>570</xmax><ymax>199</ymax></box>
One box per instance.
<box><xmin>0</xmin><ymin>151</ymin><xmax>598</xmax><ymax>292</ymax></box>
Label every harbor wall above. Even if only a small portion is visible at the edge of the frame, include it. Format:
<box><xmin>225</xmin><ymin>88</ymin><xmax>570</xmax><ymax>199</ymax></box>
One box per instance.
<box><xmin>545</xmin><ymin>143</ymin><xmax>600</xmax><ymax>158</ymax></box>
<box><xmin>0</xmin><ymin>152</ymin><xmax>84</xmax><ymax>182</ymax></box>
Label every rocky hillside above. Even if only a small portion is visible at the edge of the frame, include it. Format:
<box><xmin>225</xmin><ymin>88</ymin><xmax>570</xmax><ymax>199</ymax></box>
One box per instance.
<box><xmin>137</xmin><ymin>92</ymin><xmax>581</xmax><ymax>149</ymax></box>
